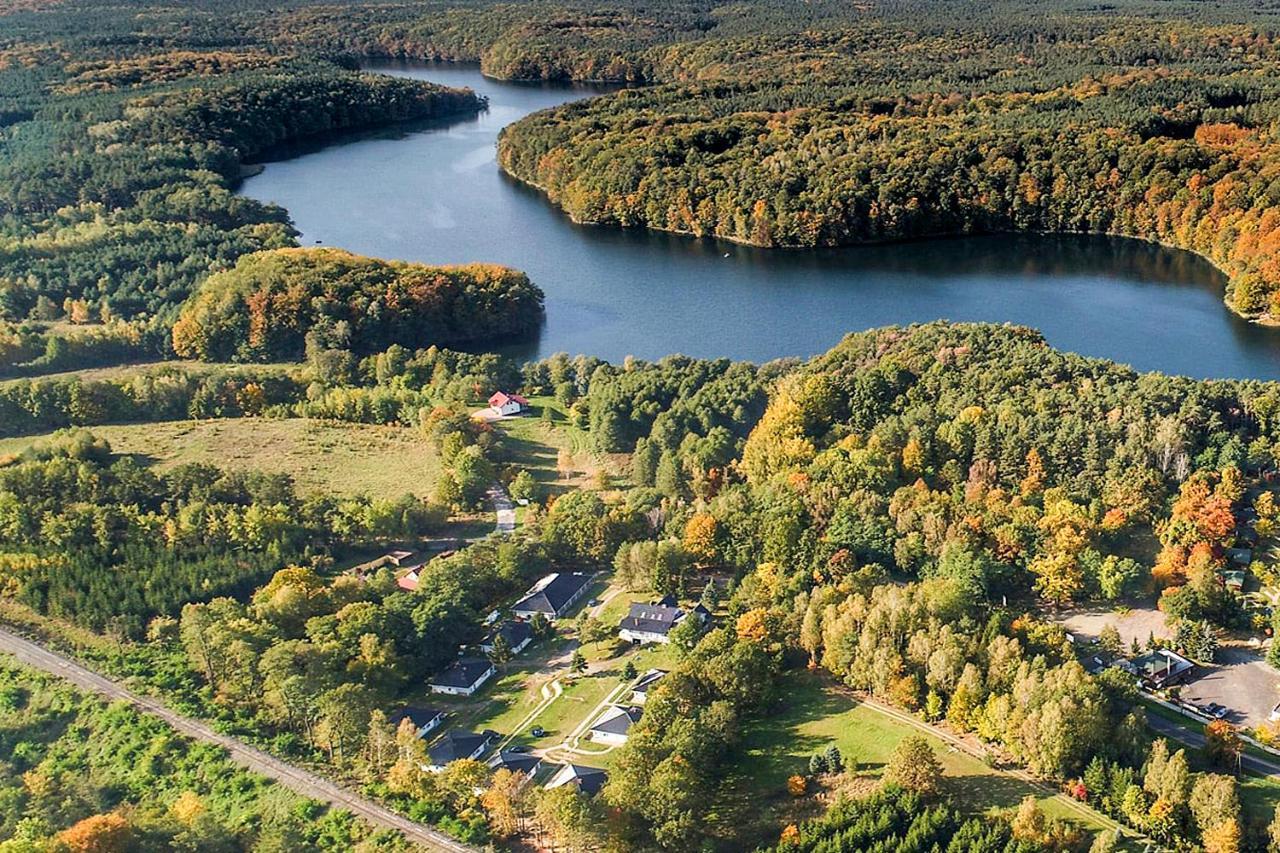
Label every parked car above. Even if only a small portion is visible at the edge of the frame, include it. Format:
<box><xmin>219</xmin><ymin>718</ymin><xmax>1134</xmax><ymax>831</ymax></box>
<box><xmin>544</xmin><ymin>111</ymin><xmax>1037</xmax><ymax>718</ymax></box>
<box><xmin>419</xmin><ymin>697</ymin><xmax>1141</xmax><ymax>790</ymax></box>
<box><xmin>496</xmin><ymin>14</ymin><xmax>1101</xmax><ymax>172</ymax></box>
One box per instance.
<box><xmin>509</xmin><ymin>745</ymin><xmax>532</xmax><ymax>753</ymax></box>
<box><xmin>531</xmin><ymin>726</ymin><xmax>547</xmax><ymax>737</ymax></box>
<box><xmin>1204</xmin><ymin>702</ymin><xmax>1230</xmax><ymax>720</ymax></box>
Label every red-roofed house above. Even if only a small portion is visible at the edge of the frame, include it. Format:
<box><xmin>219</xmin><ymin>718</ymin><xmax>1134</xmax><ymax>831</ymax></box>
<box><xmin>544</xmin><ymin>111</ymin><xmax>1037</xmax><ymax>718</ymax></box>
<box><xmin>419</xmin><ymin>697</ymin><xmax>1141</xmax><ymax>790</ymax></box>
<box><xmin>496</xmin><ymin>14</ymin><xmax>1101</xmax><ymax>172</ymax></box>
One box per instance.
<box><xmin>488</xmin><ymin>392</ymin><xmax>530</xmax><ymax>417</ymax></box>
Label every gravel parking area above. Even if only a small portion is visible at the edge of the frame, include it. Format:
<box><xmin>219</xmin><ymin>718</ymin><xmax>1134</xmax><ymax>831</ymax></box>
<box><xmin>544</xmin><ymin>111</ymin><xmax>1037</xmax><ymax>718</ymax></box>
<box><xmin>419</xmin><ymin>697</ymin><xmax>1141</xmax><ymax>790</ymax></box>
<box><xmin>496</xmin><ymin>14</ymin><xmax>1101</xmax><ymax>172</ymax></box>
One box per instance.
<box><xmin>1059</xmin><ymin>604</ymin><xmax>1171</xmax><ymax>648</ymax></box>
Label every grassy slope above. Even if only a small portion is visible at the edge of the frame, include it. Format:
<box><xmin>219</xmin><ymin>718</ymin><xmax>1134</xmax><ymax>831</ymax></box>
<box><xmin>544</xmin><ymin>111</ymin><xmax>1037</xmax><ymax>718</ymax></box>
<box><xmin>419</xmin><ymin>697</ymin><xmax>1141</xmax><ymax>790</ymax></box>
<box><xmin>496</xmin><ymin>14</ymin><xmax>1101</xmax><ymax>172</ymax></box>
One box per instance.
<box><xmin>0</xmin><ymin>418</ymin><xmax>440</xmax><ymax>497</ymax></box>
<box><xmin>723</xmin><ymin>671</ymin><xmax>1114</xmax><ymax>838</ymax></box>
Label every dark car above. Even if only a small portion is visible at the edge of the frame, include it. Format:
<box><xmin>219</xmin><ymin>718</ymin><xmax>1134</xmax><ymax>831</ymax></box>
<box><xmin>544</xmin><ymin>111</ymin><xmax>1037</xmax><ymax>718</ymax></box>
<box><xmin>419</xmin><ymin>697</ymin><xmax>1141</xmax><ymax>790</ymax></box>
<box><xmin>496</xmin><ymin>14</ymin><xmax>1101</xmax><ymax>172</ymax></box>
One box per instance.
<box><xmin>531</xmin><ymin>726</ymin><xmax>547</xmax><ymax>737</ymax></box>
<box><xmin>509</xmin><ymin>745</ymin><xmax>532</xmax><ymax>753</ymax></box>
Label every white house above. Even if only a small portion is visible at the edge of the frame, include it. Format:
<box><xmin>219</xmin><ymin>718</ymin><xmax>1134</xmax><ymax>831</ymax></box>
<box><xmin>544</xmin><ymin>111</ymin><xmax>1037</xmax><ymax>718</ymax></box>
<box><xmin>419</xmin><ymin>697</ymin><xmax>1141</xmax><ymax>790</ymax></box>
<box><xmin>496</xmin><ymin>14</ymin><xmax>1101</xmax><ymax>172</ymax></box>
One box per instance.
<box><xmin>588</xmin><ymin>704</ymin><xmax>642</xmax><ymax>746</ymax></box>
<box><xmin>429</xmin><ymin>657</ymin><xmax>495</xmax><ymax>696</ymax></box>
<box><xmin>487</xmin><ymin>750</ymin><xmax>542</xmax><ymax>786</ymax></box>
<box><xmin>479</xmin><ymin>620</ymin><xmax>534</xmax><ymax>656</ymax></box>
<box><xmin>630</xmin><ymin>669</ymin><xmax>668</xmax><ymax>705</ymax></box>
<box><xmin>511</xmin><ymin>572</ymin><xmax>593</xmax><ymax>621</ymax></box>
<box><xmin>389</xmin><ymin>706</ymin><xmax>446</xmax><ymax>739</ymax></box>
<box><xmin>545</xmin><ymin>763</ymin><xmax>608</xmax><ymax>797</ymax></box>
<box><xmin>618</xmin><ymin>603</ymin><xmax>686</xmax><ymax>645</ymax></box>
<box><xmin>488</xmin><ymin>391</ymin><xmax>530</xmax><ymax>417</ymax></box>
<box><xmin>427</xmin><ymin>729</ymin><xmax>497</xmax><ymax>772</ymax></box>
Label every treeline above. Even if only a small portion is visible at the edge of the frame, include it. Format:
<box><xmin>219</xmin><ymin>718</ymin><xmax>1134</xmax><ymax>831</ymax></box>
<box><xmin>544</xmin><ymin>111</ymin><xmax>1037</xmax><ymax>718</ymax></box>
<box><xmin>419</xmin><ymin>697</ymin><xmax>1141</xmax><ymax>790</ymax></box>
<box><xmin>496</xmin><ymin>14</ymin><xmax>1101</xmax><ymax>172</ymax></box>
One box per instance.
<box><xmin>0</xmin><ymin>345</ymin><xmax>524</xmax><ymax>437</ymax></box>
<box><xmin>0</xmin><ymin>659</ymin><xmax>407</xmax><ymax>851</ymax></box>
<box><xmin>172</xmin><ymin>248</ymin><xmax>544</xmax><ymax>362</ymax></box>
<box><xmin>0</xmin><ymin>431</ymin><xmax>442</xmax><ymax>633</ymax></box>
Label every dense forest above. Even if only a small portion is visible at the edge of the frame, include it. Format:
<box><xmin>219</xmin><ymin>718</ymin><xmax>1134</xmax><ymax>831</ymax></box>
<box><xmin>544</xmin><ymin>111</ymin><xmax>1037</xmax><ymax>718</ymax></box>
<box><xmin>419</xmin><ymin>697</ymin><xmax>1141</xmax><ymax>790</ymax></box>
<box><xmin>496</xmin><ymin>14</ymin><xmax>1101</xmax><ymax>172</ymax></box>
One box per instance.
<box><xmin>0</xmin><ymin>15</ymin><xmax>483</xmax><ymax>363</ymax></box>
<box><xmin>171</xmin><ymin>249</ymin><xmax>544</xmax><ymax>362</ymax></box>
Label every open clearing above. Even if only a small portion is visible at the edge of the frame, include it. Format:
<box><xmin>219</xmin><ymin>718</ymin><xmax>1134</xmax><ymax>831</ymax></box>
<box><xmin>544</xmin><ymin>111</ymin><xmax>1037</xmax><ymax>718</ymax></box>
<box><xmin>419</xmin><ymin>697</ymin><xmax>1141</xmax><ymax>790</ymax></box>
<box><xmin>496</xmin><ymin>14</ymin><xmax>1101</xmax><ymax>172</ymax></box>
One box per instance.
<box><xmin>0</xmin><ymin>418</ymin><xmax>440</xmax><ymax>497</ymax></box>
<box><xmin>721</xmin><ymin>671</ymin><xmax>1115</xmax><ymax>841</ymax></box>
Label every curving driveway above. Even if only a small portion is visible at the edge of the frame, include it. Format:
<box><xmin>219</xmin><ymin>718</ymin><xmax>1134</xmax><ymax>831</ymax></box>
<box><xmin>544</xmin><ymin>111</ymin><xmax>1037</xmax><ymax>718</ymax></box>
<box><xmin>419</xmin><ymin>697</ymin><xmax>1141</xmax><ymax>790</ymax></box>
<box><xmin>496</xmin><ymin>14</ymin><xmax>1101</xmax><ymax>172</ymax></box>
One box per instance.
<box><xmin>0</xmin><ymin>627</ymin><xmax>474</xmax><ymax>853</ymax></box>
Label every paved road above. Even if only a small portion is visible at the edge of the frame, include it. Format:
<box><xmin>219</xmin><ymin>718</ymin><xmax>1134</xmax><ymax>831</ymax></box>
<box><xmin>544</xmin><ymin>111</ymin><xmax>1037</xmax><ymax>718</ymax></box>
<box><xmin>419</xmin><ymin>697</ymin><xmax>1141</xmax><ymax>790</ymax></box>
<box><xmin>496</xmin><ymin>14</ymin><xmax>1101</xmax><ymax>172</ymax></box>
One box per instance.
<box><xmin>1146</xmin><ymin>712</ymin><xmax>1280</xmax><ymax>777</ymax></box>
<box><xmin>0</xmin><ymin>627</ymin><xmax>475</xmax><ymax>853</ymax></box>
<box><xmin>489</xmin><ymin>484</ymin><xmax>516</xmax><ymax>534</ymax></box>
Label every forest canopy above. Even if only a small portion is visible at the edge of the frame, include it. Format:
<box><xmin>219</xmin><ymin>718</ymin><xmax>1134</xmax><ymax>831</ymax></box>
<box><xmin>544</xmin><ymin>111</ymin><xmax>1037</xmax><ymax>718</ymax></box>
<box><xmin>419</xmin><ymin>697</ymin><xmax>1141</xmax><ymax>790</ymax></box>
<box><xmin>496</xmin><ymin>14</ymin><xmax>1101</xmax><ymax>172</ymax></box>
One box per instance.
<box><xmin>171</xmin><ymin>248</ymin><xmax>545</xmax><ymax>362</ymax></box>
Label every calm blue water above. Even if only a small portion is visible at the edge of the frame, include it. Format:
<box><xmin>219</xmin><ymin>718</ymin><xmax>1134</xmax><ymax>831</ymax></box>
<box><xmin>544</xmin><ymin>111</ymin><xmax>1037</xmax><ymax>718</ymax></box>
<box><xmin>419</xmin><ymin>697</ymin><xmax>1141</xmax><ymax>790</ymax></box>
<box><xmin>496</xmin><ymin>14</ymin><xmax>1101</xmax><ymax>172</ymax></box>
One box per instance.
<box><xmin>240</xmin><ymin>62</ymin><xmax>1280</xmax><ymax>380</ymax></box>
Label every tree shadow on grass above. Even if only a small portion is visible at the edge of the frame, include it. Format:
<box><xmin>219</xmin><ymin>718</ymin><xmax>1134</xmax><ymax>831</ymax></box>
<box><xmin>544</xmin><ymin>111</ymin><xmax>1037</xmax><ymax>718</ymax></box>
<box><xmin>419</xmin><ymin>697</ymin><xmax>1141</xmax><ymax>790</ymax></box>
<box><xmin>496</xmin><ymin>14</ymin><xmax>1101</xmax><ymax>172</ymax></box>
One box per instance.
<box><xmin>499</xmin><ymin>430</ymin><xmax>576</xmax><ymax>497</ymax></box>
<box><xmin>942</xmin><ymin>771</ymin><xmax>1033</xmax><ymax>813</ymax></box>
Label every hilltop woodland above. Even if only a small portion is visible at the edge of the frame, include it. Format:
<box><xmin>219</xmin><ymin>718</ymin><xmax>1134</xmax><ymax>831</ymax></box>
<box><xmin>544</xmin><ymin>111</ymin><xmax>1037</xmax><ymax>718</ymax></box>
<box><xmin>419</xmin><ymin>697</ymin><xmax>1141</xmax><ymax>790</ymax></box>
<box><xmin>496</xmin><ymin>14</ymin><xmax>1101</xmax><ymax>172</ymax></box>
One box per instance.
<box><xmin>4</xmin><ymin>323</ymin><xmax>1280</xmax><ymax>849</ymax></box>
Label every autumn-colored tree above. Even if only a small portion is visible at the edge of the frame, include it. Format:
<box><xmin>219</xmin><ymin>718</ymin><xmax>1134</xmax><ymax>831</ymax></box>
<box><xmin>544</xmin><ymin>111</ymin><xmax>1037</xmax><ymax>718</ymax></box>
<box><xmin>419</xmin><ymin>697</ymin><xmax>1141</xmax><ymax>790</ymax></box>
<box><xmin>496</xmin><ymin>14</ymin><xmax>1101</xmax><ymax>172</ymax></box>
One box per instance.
<box><xmin>1204</xmin><ymin>721</ymin><xmax>1243</xmax><ymax>771</ymax></box>
<box><xmin>482</xmin><ymin>768</ymin><xmax>526</xmax><ymax>837</ymax></box>
<box><xmin>1152</xmin><ymin>545</ymin><xmax>1188</xmax><ymax>588</ymax></box>
<box><xmin>57</xmin><ymin>813</ymin><xmax>134</xmax><ymax>853</ymax></box>
<box><xmin>786</xmin><ymin>774</ymin><xmax>807</xmax><ymax>796</ymax></box>
<box><xmin>683</xmin><ymin>512</ymin><xmax>719</xmax><ymax>565</ymax></box>
<box><xmin>1202</xmin><ymin>820</ymin><xmax>1241</xmax><ymax>853</ymax></box>
<box><xmin>884</xmin><ymin>735</ymin><xmax>941</xmax><ymax>796</ymax></box>
<box><xmin>169</xmin><ymin>791</ymin><xmax>206</xmax><ymax>825</ymax></box>
<box><xmin>1020</xmin><ymin>448</ymin><xmax>1046</xmax><ymax>497</ymax></box>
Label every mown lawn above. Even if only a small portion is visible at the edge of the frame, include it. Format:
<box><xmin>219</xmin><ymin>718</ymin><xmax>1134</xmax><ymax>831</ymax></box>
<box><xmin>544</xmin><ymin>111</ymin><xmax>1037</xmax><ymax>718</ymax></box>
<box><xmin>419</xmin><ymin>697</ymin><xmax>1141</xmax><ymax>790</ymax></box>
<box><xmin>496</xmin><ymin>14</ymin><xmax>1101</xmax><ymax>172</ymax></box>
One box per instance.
<box><xmin>496</xmin><ymin>396</ymin><xmax>626</xmax><ymax>494</ymax></box>
<box><xmin>0</xmin><ymin>417</ymin><xmax>440</xmax><ymax>497</ymax></box>
<box><xmin>722</xmin><ymin>671</ymin><xmax>1114</xmax><ymax>837</ymax></box>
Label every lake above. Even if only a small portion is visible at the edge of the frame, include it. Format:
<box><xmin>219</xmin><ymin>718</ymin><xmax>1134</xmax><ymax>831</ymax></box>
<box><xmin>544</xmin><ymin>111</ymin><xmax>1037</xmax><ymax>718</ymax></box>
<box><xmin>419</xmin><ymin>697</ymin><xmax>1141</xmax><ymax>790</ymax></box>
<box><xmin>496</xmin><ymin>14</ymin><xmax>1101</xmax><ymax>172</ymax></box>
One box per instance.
<box><xmin>240</xmin><ymin>62</ymin><xmax>1280</xmax><ymax>380</ymax></box>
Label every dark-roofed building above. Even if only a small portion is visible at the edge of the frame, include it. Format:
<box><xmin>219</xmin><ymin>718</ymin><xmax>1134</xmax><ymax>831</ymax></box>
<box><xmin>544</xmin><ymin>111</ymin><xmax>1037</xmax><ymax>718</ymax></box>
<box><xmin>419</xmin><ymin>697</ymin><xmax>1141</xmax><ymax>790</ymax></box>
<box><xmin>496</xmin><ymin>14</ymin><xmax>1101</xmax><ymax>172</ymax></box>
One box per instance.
<box><xmin>1117</xmin><ymin>649</ymin><xmax>1196</xmax><ymax>689</ymax></box>
<box><xmin>618</xmin><ymin>603</ymin><xmax>688</xmax><ymax>645</ymax></box>
<box><xmin>630</xmin><ymin>668</ymin><xmax>668</xmax><ymax>705</ymax></box>
<box><xmin>487</xmin><ymin>750</ymin><xmax>542</xmax><ymax>784</ymax></box>
<box><xmin>546</xmin><ymin>763</ymin><xmax>608</xmax><ymax>797</ymax></box>
<box><xmin>389</xmin><ymin>706</ymin><xmax>445</xmax><ymax>739</ymax></box>
<box><xmin>426</xmin><ymin>729</ymin><xmax>497</xmax><ymax>771</ymax></box>
<box><xmin>588</xmin><ymin>704</ymin><xmax>642</xmax><ymax>746</ymax></box>
<box><xmin>429</xmin><ymin>657</ymin><xmax>495</xmax><ymax>696</ymax></box>
<box><xmin>511</xmin><ymin>572</ymin><xmax>592</xmax><ymax>621</ymax></box>
<box><xmin>480</xmin><ymin>620</ymin><xmax>534</xmax><ymax>656</ymax></box>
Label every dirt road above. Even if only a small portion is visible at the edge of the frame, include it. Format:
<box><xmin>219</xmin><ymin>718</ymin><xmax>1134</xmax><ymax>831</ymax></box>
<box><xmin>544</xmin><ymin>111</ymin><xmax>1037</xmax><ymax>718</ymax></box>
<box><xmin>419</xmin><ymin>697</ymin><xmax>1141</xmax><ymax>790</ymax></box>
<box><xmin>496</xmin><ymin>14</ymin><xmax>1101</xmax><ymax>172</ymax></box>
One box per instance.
<box><xmin>0</xmin><ymin>627</ymin><xmax>475</xmax><ymax>853</ymax></box>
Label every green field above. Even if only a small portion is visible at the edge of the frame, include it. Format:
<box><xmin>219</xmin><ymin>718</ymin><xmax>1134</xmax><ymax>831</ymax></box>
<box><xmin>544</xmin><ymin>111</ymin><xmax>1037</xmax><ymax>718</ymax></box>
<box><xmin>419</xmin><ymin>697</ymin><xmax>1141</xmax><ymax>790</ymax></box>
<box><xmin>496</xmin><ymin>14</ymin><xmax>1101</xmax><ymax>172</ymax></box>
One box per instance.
<box><xmin>496</xmin><ymin>396</ymin><xmax>625</xmax><ymax>494</ymax></box>
<box><xmin>0</xmin><ymin>417</ymin><xmax>440</xmax><ymax>497</ymax></box>
<box><xmin>724</xmin><ymin>672</ymin><xmax>1116</xmax><ymax>838</ymax></box>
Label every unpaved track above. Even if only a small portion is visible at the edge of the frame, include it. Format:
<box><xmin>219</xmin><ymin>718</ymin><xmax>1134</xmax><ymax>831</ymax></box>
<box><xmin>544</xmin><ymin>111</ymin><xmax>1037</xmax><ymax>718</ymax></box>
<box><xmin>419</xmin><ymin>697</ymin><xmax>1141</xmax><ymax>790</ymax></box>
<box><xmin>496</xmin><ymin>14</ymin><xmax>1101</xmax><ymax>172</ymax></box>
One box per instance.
<box><xmin>0</xmin><ymin>627</ymin><xmax>475</xmax><ymax>853</ymax></box>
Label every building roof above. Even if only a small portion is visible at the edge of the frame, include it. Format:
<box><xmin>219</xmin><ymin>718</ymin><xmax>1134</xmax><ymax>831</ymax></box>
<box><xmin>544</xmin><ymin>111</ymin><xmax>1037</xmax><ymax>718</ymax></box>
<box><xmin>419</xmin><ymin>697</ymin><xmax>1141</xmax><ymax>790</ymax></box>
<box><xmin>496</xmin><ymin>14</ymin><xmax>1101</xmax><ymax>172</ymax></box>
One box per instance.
<box><xmin>489</xmin><ymin>391</ymin><xmax>530</xmax><ymax>408</ymax></box>
<box><xmin>483</xmin><ymin>620</ymin><xmax>533</xmax><ymax>650</ymax></box>
<box><xmin>547</xmin><ymin>763</ymin><xmax>608</xmax><ymax>797</ymax></box>
<box><xmin>1125</xmin><ymin>650</ymin><xmax>1195</xmax><ymax>682</ymax></box>
<box><xmin>396</xmin><ymin>565</ymin><xmax>425</xmax><ymax>592</ymax></box>
<box><xmin>389</xmin><ymin>706</ymin><xmax>444</xmax><ymax>731</ymax></box>
<box><xmin>430</xmin><ymin>657</ymin><xmax>493</xmax><ymax>689</ymax></box>
<box><xmin>512</xmin><ymin>572</ymin><xmax>592</xmax><ymax>617</ymax></box>
<box><xmin>488</xmin><ymin>750</ymin><xmax>542</xmax><ymax>776</ymax></box>
<box><xmin>619</xmin><ymin>603</ymin><xmax>685</xmax><ymax>636</ymax></box>
<box><xmin>590</xmin><ymin>705</ymin><xmax>642</xmax><ymax>737</ymax></box>
<box><xmin>632</xmin><ymin>668</ymin><xmax>668</xmax><ymax>694</ymax></box>
<box><xmin>428</xmin><ymin>730</ymin><xmax>493</xmax><ymax>765</ymax></box>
